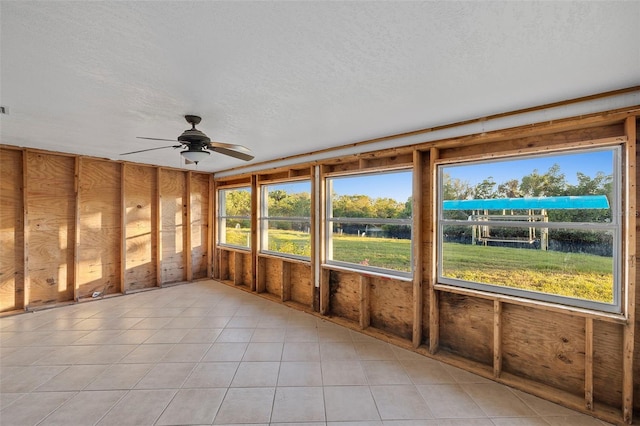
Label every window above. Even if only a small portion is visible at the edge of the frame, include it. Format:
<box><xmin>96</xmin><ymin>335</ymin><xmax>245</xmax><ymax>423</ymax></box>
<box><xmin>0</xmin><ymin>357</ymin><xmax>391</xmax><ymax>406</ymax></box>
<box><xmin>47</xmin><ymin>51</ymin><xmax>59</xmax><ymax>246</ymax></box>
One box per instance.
<box><xmin>260</xmin><ymin>181</ymin><xmax>311</xmax><ymax>259</ymax></box>
<box><xmin>438</xmin><ymin>147</ymin><xmax>621</xmax><ymax>313</ymax></box>
<box><xmin>218</xmin><ymin>187</ymin><xmax>251</xmax><ymax>249</ymax></box>
<box><xmin>326</xmin><ymin>170</ymin><xmax>413</xmax><ymax>277</ymax></box>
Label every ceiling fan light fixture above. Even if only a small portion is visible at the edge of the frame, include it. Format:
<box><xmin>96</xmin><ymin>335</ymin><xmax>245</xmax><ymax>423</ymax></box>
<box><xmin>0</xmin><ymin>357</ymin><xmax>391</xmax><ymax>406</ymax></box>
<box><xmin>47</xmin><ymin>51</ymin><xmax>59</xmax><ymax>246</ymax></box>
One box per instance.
<box><xmin>181</xmin><ymin>148</ymin><xmax>210</xmax><ymax>164</ymax></box>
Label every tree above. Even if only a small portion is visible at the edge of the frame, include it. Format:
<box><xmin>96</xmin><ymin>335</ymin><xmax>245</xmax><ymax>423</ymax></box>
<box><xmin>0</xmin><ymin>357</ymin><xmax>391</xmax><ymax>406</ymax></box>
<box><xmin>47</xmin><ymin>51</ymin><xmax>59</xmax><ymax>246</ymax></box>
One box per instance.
<box><xmin>268</xmin><ymin>190</ymin><xmax>311</xmax><ymax>217</ymax></box>
<box><xmin>442</xmin><ymin>172</ymin><xmax>473</xmax><ymax>200</ymax></box>
<box><xmin>496</xmin><ymin>179</ymin><xmax>522</xmax><ymax>198</ymax></box>
<box><xmin>568</xmin><ymin>171</ymin><xmax>612</xmax><ymax>196</ymax></box>
<box><xmin>224</xmin><ymin>189</ymin><xmax>250</xmax><ymax>216</ymax></box>
<box><xmin>519</xmin><ymin>164</ymin><xmax>566</xmax><ymax>196</ymax></box>
<box><xmin>473</xmin><ymin>177</ymin><xmax>496</xmax><ymax>199</ymax></box>
<box><xmin>373</xmin><ymin>197</ymin><xmax>404</xmax><ymax>219</ymax></box>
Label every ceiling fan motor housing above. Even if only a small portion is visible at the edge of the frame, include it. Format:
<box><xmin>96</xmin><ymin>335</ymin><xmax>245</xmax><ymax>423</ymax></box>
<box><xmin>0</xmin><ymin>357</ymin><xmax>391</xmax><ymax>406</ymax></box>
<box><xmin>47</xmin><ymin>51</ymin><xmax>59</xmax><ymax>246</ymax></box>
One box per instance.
<box><xmin>178</xmin><ymin>129</ymin><xmax>210</xmax><ymax>147</ymax></box>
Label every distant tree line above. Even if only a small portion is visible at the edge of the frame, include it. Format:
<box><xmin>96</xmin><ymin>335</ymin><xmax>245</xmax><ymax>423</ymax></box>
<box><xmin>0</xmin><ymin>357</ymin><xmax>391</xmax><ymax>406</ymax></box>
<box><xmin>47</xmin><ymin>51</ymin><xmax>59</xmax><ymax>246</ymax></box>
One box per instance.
<box><xmin>443</xmin><ymin>164</ymin><xmax>614</xmax><ymax>254</ymax></box>
<box><xmin>222</xmin><ymin>165</ymin><xmax>614</xmax><ymax>250</ymax></box>
<box><xmin>222</xmin><ymin>188</ymin><xmax>412</xmax><ymax>237</ymax></box>
<box><xmin>444</xmin><ymin>164</ymin><xmax>613</xmax><ymax>222</ymax></box>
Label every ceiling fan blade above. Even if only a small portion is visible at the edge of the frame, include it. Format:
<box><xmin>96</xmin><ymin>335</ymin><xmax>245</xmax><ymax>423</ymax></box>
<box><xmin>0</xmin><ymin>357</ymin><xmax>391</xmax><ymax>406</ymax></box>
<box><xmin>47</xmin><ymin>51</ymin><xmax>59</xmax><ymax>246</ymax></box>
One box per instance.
<box><xmin>136</xmin><ymin>137</ymin><xmax>180</xmax><ymax>142</ymax></box>
<box><xmin>208</xmin><ymin>141</ymin><xmax>251</xmax><ymax>152</ymax></box>
<box><xmin>120</xmin><ymin>145</ymin><xmax>181</xmax><ymax>155</ymax></box>
<box><xmin>209</xmin><ymin>145</ymin><xmax>254</xmax><ymax>161</ymax></box>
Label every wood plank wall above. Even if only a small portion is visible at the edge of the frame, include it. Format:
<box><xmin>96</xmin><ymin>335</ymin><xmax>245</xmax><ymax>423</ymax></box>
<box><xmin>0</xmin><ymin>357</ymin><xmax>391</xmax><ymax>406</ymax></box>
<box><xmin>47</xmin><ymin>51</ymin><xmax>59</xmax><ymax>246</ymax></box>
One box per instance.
<box><xmin>26</xmin><ymin>152</ymin><xmax>76</xmax><ymax>306</ymax></box>
<box><xmin>0</xmin><ymin>149</ymin><xmax>24</xmax><ymax>311</ymax></box>
<box><xmin>123</xmin><ymin>164</ymin><xmax>157</xmax><ymax>290</ymax></box>
<box><xmin>159</xmin><ymin>169</ymin><xmax>186</xmax><ymax>284</ymax></box>
<box><xmin>0</xmin><ymin>148</ymin><xmax>211</xmax><ymax>311</ymax></box>
<box><xmin>214</xmin><ymin>112</ymin><xmax>640</xmax><ymax>425</ymax></box>
<box><xmin>190</xmin><ymin>173</ymin><xmax>210</xmax><ymax>279</ymax></box>
<box><xmin>76</xmin><ymin>158</ymin><xmax>121</xmax><ymax>298</ymax></box>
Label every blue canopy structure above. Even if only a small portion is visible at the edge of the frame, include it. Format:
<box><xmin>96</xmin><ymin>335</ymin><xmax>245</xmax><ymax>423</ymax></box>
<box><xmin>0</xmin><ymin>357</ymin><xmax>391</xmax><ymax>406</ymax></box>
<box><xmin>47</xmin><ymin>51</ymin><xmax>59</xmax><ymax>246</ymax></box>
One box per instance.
<box><xmin>443</xmin><ymin>195</ymin><xmax>609</xmax><ymax>211</ymax></box>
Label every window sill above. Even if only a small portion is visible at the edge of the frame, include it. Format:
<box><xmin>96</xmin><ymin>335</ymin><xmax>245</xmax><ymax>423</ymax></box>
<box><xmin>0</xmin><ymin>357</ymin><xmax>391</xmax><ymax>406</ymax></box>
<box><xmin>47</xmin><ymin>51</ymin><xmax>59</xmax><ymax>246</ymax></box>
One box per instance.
<box><xmin>433</xmin><ymin>283</ymin><xmax>629</xmax><ymax>324</ymax></box>
<box><xmin>322</xmin><ymin>263</ymin><xmax>413</xmax><ymax>282</ymax></box>
<box><xmin>258</xmin><ymin>251</ymin><xmax>311</xmax><ymax>265</ymax></box>
<box><xmin>217</xmin><ymin>245</ymin><xmax>251</xmax><ymax>253</ymax></box>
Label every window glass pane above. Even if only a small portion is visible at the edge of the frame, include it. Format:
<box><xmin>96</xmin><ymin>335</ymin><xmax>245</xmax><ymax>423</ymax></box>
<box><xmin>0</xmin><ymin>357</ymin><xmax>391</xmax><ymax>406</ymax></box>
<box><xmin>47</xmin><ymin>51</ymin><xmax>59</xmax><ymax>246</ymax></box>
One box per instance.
<box><xmin>265</xmin><ymin>220</ymin><xmax>311</xmax><ymax>257</ymax></box>
<box><xmin>261</xmin><ymin>181</ymin><xmax>311</xmax><ymax>258</ymax></box>
<box><xmin>330</xmin><ymin>171</ymin><xmax>412</xmax><ymax>218</ymax></box>
<box><xmin>326</xmin><ymin>170</ymin><xmax>413</xmax><ymax>275</ymax></box>
<box><xmin>442</xmin><ymin>150</ymin><xmax>614</xmax><ymax>224</ymax></box>
<box><xmin>441</xmin><ymin>225</ymin><xmax>614</xmax><ymax>303</ymax></box>
<box><xmin>265</xmin><ymin>182</ymin><xmax>311</xmax><ymax>218</ymax></box>
<box><xmin>218</xmin><ymin>187</ymin><xmax>251</xmax><ymax>248</ymax></box>
<box><xmin>331</xmin><ymin>222</ymin><xmax>411</xmax><ymax>272</ymax></box>
<box><xmin>223</xmin><ymin>220</ymin><xmax>251</xmax><ymax>248</ymax></box>
<box><xmin>220</xmin><ymin>188</ymin><xmax>251</xmax><ymax>217</ymax></box>
<box><xmin>439</xmin><ymin>147</ymin><xmax>619</xmax><ymax>311</ymax></box>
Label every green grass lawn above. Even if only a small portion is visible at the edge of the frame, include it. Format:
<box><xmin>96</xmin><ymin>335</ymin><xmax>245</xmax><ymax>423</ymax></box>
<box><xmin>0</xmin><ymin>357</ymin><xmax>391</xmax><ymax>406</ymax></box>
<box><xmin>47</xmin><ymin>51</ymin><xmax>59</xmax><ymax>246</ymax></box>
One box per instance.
<box><xmin>442</xmin><ymin>242</ymin><xmax>613</xmax><ymax>303</ymax></box>
<box><xmin>225</xmin><ymin>228</ymin><xmax>613</xmax><ymax>303</ymax></box>
<box><xmin>332</xmin><ymin>234</ymin><xmax>412</xmax><ymax>271</ymax></box>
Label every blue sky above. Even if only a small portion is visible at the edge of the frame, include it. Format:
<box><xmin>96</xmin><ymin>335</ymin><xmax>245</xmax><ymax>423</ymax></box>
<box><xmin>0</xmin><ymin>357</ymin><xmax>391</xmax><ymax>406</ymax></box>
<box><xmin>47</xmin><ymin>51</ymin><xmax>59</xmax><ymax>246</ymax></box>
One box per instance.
<box><xmin>444</xmin><ymin>149</ymin><xmax>614</xmax><ymax>187</ymax></box>
<box><xmin>267</xmin><ymin>148</ymin><xmax>614</xmax><ymax>203</ymax></box>
<box><xmin>330</xmin><ymin>171</ymin><xmax>413</xmax><ymax>203</ymax></box>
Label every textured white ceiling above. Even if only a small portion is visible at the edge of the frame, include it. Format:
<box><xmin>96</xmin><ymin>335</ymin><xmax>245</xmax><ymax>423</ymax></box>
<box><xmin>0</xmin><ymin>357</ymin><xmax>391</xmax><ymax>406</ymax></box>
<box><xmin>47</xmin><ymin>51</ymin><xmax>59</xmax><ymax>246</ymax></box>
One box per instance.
<box><xmin>1</xmin><ymin>1</ymin><xmax>639</xmax><ymax>173</ymax></box>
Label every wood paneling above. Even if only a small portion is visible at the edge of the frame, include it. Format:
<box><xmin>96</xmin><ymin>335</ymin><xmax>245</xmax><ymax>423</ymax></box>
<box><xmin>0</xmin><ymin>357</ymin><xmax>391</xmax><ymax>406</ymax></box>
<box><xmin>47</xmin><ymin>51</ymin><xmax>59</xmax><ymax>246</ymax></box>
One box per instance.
<box><xmin>0</xmin><ymin>149</ymin><xmax>24</xmax><ymax>312</ymax></box>
<box><xmin>370</xmin><ymin>277</ymin><xmax>413</xmax><ymax>340</ymax></box>
<box><xmin>77</xmin><ymin>158</ymin><xmax>121</xmax><ymax>298</ymax></box>
<box><xmin>219</xmin><ymin>249</ymin><xmax>230</xmax><ymax>281</ymax></box>
<box><xmin>439</xmin><ymin>292</ymin><xmax>493</xmax><ymax>365</ymax></box>
<box><xmin>328</xmin><ymin>270</ymin><xmax>359</xmax><ymax>322</ymax></box>
<box><xmin>242</xmin><ymin>251</ymin><xmax>252</xmax><ymax>287</ymax></box>
<box><xmin>159</xmin><ymin>169</ymin><xmax>186</xmax><ymax>284</ymax></box>
<box><xmin>264</xmin><ymin>257</ymin><xmax>282</xmax><ymax>297</ymax></box>
<box><xmin>593</xmin><ymin>320</ymin><xmax>623</xmax><ymax>409</ymax></box>
<box><xmin>25</xmin><ymin>152</ymin><xmax>75</xmax><ymax>306</ymax></box>
<box><xmin>123</xmin><ymin>164</ymin><xmax>157</xmax><ymax>291</ymax></box>
<box><xmin>502</xmin><ymin>305</ymin><xmax>585</xmax><ymax>397</ymax></box>
<box><xmin>190</xmin><ymin>173</ymin><xmax>209</xmax><ymax>279</ymax></box>
<box><xmin>290</xmin><ymin>262</ymin><xmax>312</xmax><ymax>306</ymax></box>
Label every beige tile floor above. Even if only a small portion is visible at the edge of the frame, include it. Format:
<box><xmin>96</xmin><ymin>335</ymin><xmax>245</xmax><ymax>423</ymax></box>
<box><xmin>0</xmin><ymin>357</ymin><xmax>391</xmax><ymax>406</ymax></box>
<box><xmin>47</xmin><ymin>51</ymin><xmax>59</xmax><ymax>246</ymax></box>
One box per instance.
<box><xmin>0</xmin><ymin>280</ymin><xmax>613</xmax><ymax>426</ymax></box>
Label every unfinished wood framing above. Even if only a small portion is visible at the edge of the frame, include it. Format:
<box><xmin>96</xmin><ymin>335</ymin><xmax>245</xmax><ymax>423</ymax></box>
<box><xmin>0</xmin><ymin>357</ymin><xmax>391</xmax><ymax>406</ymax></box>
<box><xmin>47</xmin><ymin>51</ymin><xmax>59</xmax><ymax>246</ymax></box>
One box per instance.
<box><xmin>185</xmin><ymin>171</ymin><xmax>192</xmax><ymax>282</ymax></box>
<box><xmin>250</xmin><ymin>175</ymin><xmax>258</xmax><ymax>291</ymax></box>
<box><xmin>412</xmin><ymin>149</ymin><xmax>424</xmax><ymax>347</ymax></box>
<box><xmin>210</xmin><ymin>102</ymin><xmax>640</xmax><ymax>425</ymax></box>
<box><xmin>119</xmin><ymin>163</ymin><xmax>126</xmax><ymax>293</ymax></box>
<box><xmin>234</xmin><ymin>251</ymin><xmax>244</xmax><ymax>286</ymax></box>
<box><xmin>154</xmin><ymin>166</ymin><xmax>162</xmax><ymax>287</ymax></box>
<box><xmin>428</xmin><ymin>147</ymin><xmax>440</xmax><ymax>354</ymax></box>
<box><xmin>2</xmin><ymin>92</ymin><xmax>639</xmax><ymax>425</ymax></box>
<box><xmin>282</xmin><ymin>261</ymin><xmax>291</xmax><ymax>302</ymax></box>
<box><xmin>190</xmin><ymin>173</ymin><xmax>210</xmax><ymax>280</ymax></box>
<box><xmin>623</xmin><ymin>115</ymin><xmax>637</xmax><ymax>424</ymax></box>
<box><xmin>1</xmin><ymin>149</ymin><xmax>211</xmax><ymax>309</ymax></box>
<box><xmin>359</xmin><ymin>275</ymin><xmax>370</xmax><ymax>329</ymax></box>
<box><xmin>25</xmin><ymin>151</ymin><xmax>76</xmax><ymax>307</ymax></box>
<box><xmin>207</xmin><ymin>175</ymin><xmax>214</xmax><ymax>278</ymax></box>
<box><xmin>493</xmin><ymin>300</ymin><xmax>502</xmax><ymax>378</ymax></box>
<box><xmin>124</xmin><ymin>164</ymin><xmax>158</xmax><ymax>292</ymax></box>
<box><xmin>0</xmin><ymin>148</ymin><xmax>24</xmax><ymax>312</ymax></box>
<box><xmin>585</xmin><ymin>317</ymin><xmax>594</xmax><ymax>411</ymax></box>
<box><xmin>159</xmin><ymin>168</ymin><xmax>187</xmax><ymax>285</ymax></box>
<box><xmin>320</xmin><ymin>268</ymin><xmax>330</xmax><ymax>315</ymax></box>
<box><xmin>76</xmin><ymin>158</ymin><xmax>122</xmax><ymax>299</ymax></box>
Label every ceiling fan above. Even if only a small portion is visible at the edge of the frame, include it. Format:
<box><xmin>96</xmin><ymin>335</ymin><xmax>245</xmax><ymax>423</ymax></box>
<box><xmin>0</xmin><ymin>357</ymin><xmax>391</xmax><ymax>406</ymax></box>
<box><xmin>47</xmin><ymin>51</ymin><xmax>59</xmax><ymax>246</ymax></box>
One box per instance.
<box><xmin>121</xmin><ymin>115</ymin><xmax>254</xmax><ymax>165</ymax></box>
